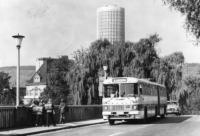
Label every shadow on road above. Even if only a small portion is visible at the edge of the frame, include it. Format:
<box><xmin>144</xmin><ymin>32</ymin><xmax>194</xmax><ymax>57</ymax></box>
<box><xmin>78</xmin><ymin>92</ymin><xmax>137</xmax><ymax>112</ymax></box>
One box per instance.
<box><xmin>114</xmin><ymin>115</ymin><xmax>192</xmax><ymax>125</ymax></box>
<box><xmin>152</xmin><ymin>115</ymin><xmax>192</xmax><ymax>124</ymax></box>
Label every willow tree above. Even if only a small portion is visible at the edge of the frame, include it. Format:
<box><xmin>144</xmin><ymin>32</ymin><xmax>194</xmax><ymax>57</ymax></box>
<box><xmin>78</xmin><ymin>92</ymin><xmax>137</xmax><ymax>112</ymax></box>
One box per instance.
<box><xmin>44</xmin><ymin>34</ymin><xmax>184</xmax><ymax>105</ymax></box>
<box><xmin>68</xmin><ymin>34</ymin><xmax>163</xmax><ymax>104</ymax></box>
<box><xmin>151</xmin><ymin>52</ymin><xmax>184</xmax><ymax>100</ymax></box>
<box><xmin>67</xmin><ymin>47</ymin><xmax>90</xmax><ymax>105</ymax></box>
<box><xmin>83</xmin><ymin>39</ymin><xmax>111</xmax><ymax>104</ymax></box>
<box><xmin>83</xmin><ymin>39</ymin><xmax>136</xmax><ymax>104</ymax></box>
<box><xmin>163</xmin><ymin>0</ymin><xmax>200</xmax><ymax>45</ymax></box>
<box><xmin>68</xmin><ymin>39</ymin><xmax>136</xmax><ymax>104</ymax></box>
<box><xmin>99</xmin><ymin>34</ymin><xmax>161</xmax><ymax>78</ymax></box>
<box><xmin>68</xmin><ymin>34</ymin><xmax>162</xmax><ymax>104</ymax></box>
<box><xmin>129</xmin><ymin>34</ymin><xmax>161</xmax><ymax>78</ymax></box>
<box><xmin>183</xmin><ymin>75</ymin><xmax>200</xmax><ymax>114</ymax></box>
<box><xmin>40</xmin><ymin>56</ymin><xmax>73</xmax><ymax>105</ymax></box>
<box><xmin>106</xmin><ymin>41</ymin><xmax>135</xmax><ymax>77</ymax></box>
<box><xmin>163</xmin><ymin>52</ymin><xmax>184</xmax><ymax>100</ymax></box>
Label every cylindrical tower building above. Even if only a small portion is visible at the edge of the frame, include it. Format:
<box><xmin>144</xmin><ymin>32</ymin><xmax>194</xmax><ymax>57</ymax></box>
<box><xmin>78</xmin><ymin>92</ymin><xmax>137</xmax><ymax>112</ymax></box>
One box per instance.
<box><xmin>97</xmin><ymin>5</ymin><xmax>125</xmax><ymax>43</ymax></box>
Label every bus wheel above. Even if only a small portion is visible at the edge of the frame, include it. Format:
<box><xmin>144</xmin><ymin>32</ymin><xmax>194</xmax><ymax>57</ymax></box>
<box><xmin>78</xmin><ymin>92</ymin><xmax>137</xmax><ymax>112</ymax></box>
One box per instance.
<box><xmin>108</xmin><ymin>119</ymin><xmax>115</xmax><ymax>125</ymax></box>
<box><xmin>161</xmin><ymin>113</ymin><xmax>165</xmax><ymax>118</ymax></box>
<box><xmin>161</xmin><ymin>106</ymin><xmax>166</xmax><ymax>118</ymax></box>
<box><xmin>143</xmin><ymin>107</ymin><xmax>147</xmax><ymax>123</ymax></box>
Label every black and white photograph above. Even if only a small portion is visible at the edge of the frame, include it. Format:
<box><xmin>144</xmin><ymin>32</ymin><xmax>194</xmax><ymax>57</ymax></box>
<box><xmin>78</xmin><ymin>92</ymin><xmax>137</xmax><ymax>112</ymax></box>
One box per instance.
<box><xmin>1</xmin><ymin>0</ymin><xmax>200</xmax><ymax>136</ymax></box>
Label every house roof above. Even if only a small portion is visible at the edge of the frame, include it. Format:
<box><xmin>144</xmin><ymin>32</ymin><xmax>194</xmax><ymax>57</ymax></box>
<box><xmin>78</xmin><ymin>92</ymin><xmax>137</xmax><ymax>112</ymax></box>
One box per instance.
<box><xmin>26</xmin><ymin>82</ymin><xmax>47</xmax><ymax>86</ymax></box>
<box><xmin>26</xmin><ymin>59</ymin><xmax>56</xmax><ymax>86</ymax></box>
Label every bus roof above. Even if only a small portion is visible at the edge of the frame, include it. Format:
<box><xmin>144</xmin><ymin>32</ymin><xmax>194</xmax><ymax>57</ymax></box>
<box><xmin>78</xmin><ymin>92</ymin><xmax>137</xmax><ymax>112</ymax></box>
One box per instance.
<box><xmin>103</xmin><ymin>77</ymin><xmax>165</xmax><ymax>87</ymax></box>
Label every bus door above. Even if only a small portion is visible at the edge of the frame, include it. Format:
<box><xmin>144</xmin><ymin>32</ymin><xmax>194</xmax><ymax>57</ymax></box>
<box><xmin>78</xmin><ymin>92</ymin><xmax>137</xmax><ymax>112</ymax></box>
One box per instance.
<box><xmin>157</xmin><ymin>86</ymin><xmax>160</xmax><ymax>115</ymax></box>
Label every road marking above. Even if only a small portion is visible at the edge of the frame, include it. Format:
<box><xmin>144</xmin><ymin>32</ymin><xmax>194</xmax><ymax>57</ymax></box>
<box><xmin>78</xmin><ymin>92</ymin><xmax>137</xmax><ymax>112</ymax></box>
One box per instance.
<box><xmin>109</xmin><ymin>132</ymin><xmax>123</xmax><ymax>136</ymax></box>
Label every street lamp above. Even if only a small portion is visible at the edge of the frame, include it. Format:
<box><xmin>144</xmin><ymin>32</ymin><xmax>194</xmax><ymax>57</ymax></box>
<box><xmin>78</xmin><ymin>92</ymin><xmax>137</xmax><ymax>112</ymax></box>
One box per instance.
<box><xmin>12</xmin><ymin>33</ymin><xmax>25</xmax><ymax>106</ymax></box>
<box><xmin>103</xmin><ymin>65</ymin><xmax>108</xmax><ymax>80</ymax></box>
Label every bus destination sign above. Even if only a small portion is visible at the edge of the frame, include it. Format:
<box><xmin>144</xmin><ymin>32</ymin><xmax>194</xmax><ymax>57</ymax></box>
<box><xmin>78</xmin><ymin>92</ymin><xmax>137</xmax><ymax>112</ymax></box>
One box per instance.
<box><xmin>113</xmin><ymin>78</ymin><xmax>127</xmax><ymax>82</ymax></box>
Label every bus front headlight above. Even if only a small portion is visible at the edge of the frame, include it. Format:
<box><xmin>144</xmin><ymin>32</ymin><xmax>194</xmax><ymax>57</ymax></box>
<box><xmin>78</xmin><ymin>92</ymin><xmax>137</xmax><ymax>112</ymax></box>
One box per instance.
<box><xmin>132</xmin><ymin>105</ymin><xmax>138</xmax><ymax>110</ymax></box>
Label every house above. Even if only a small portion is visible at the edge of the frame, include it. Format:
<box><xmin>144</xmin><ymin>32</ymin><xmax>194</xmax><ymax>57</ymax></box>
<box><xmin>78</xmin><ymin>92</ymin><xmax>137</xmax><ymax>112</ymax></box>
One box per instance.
<box><xmin>23</xmin><ymin>57</ymin><xmax>57</xmax><ymax>105</ymax></box>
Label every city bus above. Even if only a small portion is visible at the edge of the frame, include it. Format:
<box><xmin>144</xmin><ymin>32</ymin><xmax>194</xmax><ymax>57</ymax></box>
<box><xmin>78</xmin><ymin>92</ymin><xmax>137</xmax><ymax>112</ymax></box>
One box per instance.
<box><xmin>102</xmin><ymin>77</ymin><xmax>167</xmax><ymax>125</ymax></box>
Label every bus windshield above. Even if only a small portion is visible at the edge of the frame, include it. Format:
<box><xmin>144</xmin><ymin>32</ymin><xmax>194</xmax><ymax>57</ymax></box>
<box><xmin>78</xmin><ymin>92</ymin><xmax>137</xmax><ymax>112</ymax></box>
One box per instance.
<box><xmin>103</xmin><ymin>83</ymin><xmax>138</xmax><ymax>98</ymax></box>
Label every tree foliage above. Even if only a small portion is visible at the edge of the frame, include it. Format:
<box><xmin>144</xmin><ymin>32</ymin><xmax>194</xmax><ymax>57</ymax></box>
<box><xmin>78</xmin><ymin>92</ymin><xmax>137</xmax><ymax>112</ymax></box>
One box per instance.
<box><xmin>0</xmin><ymin>72</ymin><xmax>15</xmax><ymax>105</ymax></box>
<box><xmin>163</xmin><ymin>0</ymin><xmax>200</xmax><ymax>45</ymax></box>
<box><xmin>181</xmin><ymin>75</ymin><xmax>200</xmax><ymax>114</ymax></box>
<box><xmin>151</xmin><ymin>52</ymin><xmax>184</xmax><ymax>99</ymax></box>
<box><xmin>43</xmin><ymin>34</ymin><xmax>185</xmax><ymax>105</ymax></box>
<box><xmin>129</xmin><ymin>34</ymin><xmax>161</xmax><ymax>78</ymax></box>
<box><xmin>77</xmin><ymin>34</ymin><xmax>162</xmax><ymax>104</ymax></box>
<box><xmin>68</xmin><ymin>34</ymin><xmax>184</xmax><ymax>104</ymax></box>
<box><xmin>66</xmin><ymin>47</ymin><xmax>90</xmax><ymax>105</ymax></box>
<box><xmin>40</xmin><ymin>56</ymin><xmax>73</xmax><ymax>105</ymax></box>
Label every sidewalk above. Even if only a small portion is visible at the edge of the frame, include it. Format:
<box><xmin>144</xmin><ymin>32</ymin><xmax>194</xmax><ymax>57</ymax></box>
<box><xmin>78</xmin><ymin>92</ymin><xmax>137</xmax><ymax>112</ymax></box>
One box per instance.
<box><xmin>0</xmin><ymin>119</ymin><xmax>107</xmax><ymax>136</ymax></box>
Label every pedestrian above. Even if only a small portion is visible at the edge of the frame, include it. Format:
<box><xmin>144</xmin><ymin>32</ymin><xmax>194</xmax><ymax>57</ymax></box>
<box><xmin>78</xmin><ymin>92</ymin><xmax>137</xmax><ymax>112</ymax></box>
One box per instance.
<box><xmin>59</xmin><ymin>98</ymin><xmax>66</xmax><ymax>124</ymax></box>
<box><xmin>29</xmin><ymin>100</ymin><xmax>37</xmax><ymax>126</ymax></box>
<box><xmin>45</xmin><ymin>99</ymin><xmax>56</xmax><ymax>127</ymax></box>
<box><xmin>35</xmin><ymin>100</ymin><xmax>46</xmax><ymax>127</ymax></box>
<box><xmin>30</xmin><ymin>100</ymin><xmax>37</xmax><ymax>108</ymax></box>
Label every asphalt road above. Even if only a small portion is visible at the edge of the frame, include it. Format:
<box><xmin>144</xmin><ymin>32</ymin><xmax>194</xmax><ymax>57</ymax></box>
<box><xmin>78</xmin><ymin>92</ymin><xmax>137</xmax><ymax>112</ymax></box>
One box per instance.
<box><xmin>31</xmin><ymin>115</ymin><xmax>200</xmax><ymax>136</ymax></box>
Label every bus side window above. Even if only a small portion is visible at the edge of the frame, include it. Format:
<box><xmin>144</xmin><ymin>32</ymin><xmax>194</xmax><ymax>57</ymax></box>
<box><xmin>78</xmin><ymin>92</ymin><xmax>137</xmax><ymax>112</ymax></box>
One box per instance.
<box><xmin>143</xmin><ymin>85</ymin><xmax>146</xmax><ymax>95</ymax></box>
<box><xmin>160</xmin><ymin>88</ymin><xmax>163</xmax><ymax>96</ymax></box>
<box><xmin>134</xmin><ymin>84</ymin><xmax>138</xmax><ymax>95</ymax></box>
<box><xmin>144</xmin><ymin>85</ymin><xmax>147</xmax><ymax>95</ymax></box>
<box><xmin>143</xmin><ymin>85</ymin><xmax>145</xmax><ymax>95</ymax></box>
<box><xmin>146</xmin><ymin>85</ymin><xmax>148</xmax><ymax>95</ymax></box>
<box><xmin>153</xmin><ymin>86</ymin><xmax>155</xmax><ymax>96</ymax></box>
<box><xmin>152</xmin><ymin>86</ymin><xmax>155</xmax><ymax>96</ymax></box>
<box><xmin>159</xmin><ymin>87</ymin><xmax>161</xmax><ymax>96</ymax></box>
<box><xmin>155</xmin><ymin>86</ymin><xmax>157</xmax><ymax>96</ymax></box>
<box><xmin>139</xmin><ymin>84</ymin><xmax>142</xmax><ymax>95</ymax></box>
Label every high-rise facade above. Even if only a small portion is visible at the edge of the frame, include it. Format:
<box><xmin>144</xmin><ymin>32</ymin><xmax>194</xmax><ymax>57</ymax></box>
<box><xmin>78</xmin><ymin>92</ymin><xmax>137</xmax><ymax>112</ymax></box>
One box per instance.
<box><xmin>97</xmin><ymin>5</ymin><xmax>125</xmax><ymax>43</ymax></box>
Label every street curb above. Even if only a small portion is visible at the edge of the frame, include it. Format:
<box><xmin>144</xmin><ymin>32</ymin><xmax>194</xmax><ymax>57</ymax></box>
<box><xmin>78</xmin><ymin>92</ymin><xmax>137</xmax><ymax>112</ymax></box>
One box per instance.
<box><xmin>1</xmin><ymin>121</ymin><xmax>107</xmax><ymax>136</ymax></box>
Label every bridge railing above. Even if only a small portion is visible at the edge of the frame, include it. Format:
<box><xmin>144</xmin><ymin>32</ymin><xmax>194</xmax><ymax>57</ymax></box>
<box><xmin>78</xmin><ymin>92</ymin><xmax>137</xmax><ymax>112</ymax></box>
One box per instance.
<box><xmin>0</xmin><ymin>105</ymin><xmax>102</xmax><ymax>129</ymax></box>
<box><xmin>0</xmin><ymin>106</ymin><xmax>16</xmax><ymax>128</ymax></box>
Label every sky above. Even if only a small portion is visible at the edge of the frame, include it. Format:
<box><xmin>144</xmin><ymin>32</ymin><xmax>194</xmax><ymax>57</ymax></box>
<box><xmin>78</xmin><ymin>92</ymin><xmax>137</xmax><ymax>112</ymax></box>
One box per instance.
<box><xmin>0</xmin><ymin>0</ymin><xmax>200</xmax><ymax>67</ymax></box>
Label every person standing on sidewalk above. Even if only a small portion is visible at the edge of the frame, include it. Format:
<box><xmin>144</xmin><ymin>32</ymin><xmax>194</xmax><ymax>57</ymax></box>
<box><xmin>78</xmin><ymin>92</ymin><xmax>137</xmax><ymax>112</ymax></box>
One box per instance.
<box><xmin>59</xmin><ymin>98</ymin><xmax>66</xmax><ymax>124</ymax></box>
<box><xmin>45</xmin><ymin>99</ymin><xmax>56</xmax><ymax>127</ymax></box>
<box><xmin>29</xmin><ymin>100</ymin><xmax>37</xmax><ymax>126</ymax></box>
<box><xmin>35</xmin><ymin>100</ymin><xmax>46</xmax><ymax>127</ymax></box>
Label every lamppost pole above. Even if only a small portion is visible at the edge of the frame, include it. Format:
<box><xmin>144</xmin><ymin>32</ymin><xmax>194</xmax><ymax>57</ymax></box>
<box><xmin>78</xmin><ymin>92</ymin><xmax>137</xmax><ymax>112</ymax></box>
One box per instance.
<box><xmin>12</xmin><ymin>33</ymin><xmax>25</xmax><ymax>106</ymax></box>
<box><xmin>17</xmin><ymin>45</ymin><xmax>20</xmax><ymax>106</ymax></box>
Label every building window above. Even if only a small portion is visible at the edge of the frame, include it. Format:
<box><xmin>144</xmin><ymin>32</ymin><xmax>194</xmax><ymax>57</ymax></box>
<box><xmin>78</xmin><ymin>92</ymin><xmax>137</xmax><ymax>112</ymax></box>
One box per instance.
<box><xmin>30</xmin><ymin>90</ymin><xmax>34</xmax><ymax>96</ymax></box>
<box><xmin>30</xmin><ymin>87</ymin><xmax>41</xmax><ymax>97</ymax></box>
<box><xmin>34</xmin><ymin>74</ymin><xmax>40</xmax><ymax>83</ymax></box>
<box><xmin>35</xmin><ymin>90</ymin><xmax>39</xmax><ymax>96</ymax></box>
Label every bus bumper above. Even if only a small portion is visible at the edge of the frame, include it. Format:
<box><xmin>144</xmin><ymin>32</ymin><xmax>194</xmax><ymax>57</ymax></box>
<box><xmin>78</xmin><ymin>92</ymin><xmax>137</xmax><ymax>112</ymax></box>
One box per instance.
<box><xmin>102</xmin><ymin>111</ymin><xmax>143</xmax><ymax>120</ymax></box>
